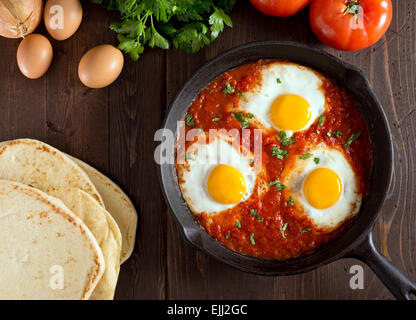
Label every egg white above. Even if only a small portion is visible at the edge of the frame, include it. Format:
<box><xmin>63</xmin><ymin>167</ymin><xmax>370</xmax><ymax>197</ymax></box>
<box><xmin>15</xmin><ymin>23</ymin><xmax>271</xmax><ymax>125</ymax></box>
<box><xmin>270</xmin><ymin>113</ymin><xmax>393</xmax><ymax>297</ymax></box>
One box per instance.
<box><xmin>239</xmin><ymin>62</ymin><xmax>326</xmax><ymax>136</ymax></box>
<box><xmin>177</xmin><ymin>135</ymin><xmax>257</xmax><ymax>215</ymax></box>
<box><xmin>282</xmin><ymin>144</ymin><xmax>361</xmax><ymax>232</ymax></box>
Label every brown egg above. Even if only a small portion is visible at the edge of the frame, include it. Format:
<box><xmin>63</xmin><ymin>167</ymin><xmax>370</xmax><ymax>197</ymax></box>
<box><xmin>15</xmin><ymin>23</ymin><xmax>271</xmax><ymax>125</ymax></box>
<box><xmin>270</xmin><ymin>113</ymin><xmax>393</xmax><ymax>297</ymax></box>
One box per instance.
<box><xmin>17</xmin><ymin>34</ymin><xmax>53</xmax><ymax>79</ymax></box>
<box><xmin>78</xmin><ymin>45</ymin><xmax>124</xmax><ymax>89</ymax></box>
<box><xmin>44</xmin><ymin>0</ymin><xmax>83</xmax><ymax>40</ymax></box>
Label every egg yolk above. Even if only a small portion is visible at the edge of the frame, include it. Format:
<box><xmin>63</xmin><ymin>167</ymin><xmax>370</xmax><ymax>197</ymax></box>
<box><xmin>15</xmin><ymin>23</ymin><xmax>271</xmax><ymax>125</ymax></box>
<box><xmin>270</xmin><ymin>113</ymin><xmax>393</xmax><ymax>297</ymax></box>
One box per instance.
<box><xmin>207</xmin><ymin>164</ymin><xmax>246</xmax><ymax>204</ymax></box>
<box><xmin>270</xmin><ymin>94</ymin><xmax>311</xmax><ymax>131</ymax></box>
<box><xmin>303</xmin><ymin>168</ymin><xmax>342</xmax><ymax>209</ymax></box>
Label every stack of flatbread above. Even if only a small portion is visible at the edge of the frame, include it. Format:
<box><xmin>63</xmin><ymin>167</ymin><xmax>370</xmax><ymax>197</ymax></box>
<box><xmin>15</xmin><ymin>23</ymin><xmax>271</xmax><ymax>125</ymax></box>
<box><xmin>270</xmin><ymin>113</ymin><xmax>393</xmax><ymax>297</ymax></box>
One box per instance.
<box><xmin>0</xmin><ymin>139</ymin><xmax>137</xmax><ymax>300</ymax></box>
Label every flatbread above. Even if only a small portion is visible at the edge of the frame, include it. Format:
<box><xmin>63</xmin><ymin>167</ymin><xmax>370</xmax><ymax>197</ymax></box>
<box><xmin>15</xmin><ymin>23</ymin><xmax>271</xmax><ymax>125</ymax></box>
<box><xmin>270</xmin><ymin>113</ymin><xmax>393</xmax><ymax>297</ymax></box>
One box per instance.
<box><xmin>0</xmin><ymin>138</ymin><xmax>137</xmax><ymax>264</ymax></box>
<box><xmin>0</xmin><ymin>139</ymin><xmax>104</xmax><ymax>206</ymax></box>
<box><xmin>0</xmin><ymin>180</ymin><xmax>105</xmax><ymax>300</ymax></box>
<box><xmin>69</xmin><ymin>156</ymin><xmax>137</xmax><ymax>263</ymax></box>
<box><xmin>45</xmin><ymin>188</ymin><xmax>122</xmax><ymax>300</ymax></box>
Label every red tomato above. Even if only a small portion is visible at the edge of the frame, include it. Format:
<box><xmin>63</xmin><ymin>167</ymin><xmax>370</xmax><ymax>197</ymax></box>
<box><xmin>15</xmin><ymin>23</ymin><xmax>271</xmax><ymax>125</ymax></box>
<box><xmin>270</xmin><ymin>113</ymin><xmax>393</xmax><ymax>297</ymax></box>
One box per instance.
<box><xmin>250</xmin><ymin>0</ymin><xmax>312</xmax><ymax>17</ymax></box>
<box><xmin>309</xmin><ymin>0</ymin><xmax>393</xmax><ymax>51</ymax></box>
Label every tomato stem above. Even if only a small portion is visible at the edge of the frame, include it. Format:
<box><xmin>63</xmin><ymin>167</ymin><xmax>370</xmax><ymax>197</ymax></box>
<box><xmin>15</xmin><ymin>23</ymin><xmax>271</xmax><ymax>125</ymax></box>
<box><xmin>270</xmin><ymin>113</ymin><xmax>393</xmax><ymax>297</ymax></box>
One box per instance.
<box><xmin>343</xmin><ymin>0</ymin><xmax>361</xmax><ymax>16</ymax></box>
<box><xmin>343</xmin><ymin>0</ymin><xmax>369</xmax><ymax>23</ymax></box>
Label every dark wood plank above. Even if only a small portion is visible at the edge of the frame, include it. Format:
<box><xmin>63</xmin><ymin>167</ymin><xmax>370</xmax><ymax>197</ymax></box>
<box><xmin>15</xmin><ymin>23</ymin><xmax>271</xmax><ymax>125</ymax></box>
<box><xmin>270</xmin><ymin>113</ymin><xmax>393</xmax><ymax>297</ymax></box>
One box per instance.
<box><xmin>105</xmin><ymin>17</ymin><xmax>167</xmax><ymax>300</ymax></box>
<box><xmin>0</xmin><ymin>33</ymin><xmax>47</xmax><ymax>141</ymax></box>
<box><xmin>46</xmin><ymin>3</ymin><xmax>109</xmax><ymax>168</ymax></box>
<box><xmin>110</xmin><ymin>47</ymin><xmax>168</xmax><ymax>300</ymax></box>
<box><xmin>367</xmin><ymin>0</ymin><xmax>416</xmax><ymax>299</ymax></box>
<box><xmin>165</xmin><ymin>0</ymin><xmax>416</xmax><ymax>300</ymax></box>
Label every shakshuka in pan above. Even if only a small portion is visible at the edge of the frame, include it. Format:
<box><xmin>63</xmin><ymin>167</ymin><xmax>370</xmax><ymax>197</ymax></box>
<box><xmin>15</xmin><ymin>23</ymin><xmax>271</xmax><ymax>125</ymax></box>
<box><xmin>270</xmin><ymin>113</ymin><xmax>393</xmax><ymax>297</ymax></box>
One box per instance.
<box><xmin>175</xmin><ymin>60</ymin><xmax>373</xmax><ymax>260</ymax></box>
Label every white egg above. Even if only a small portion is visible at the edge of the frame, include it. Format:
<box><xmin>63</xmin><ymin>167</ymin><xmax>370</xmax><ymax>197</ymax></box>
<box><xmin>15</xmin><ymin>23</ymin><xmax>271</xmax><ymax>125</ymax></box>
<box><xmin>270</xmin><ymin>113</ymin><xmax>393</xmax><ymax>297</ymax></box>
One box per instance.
<box><xmin>177</xmin><ymin>135</ymin><xmax>257</xmax><ymax>215</ymax></box>
<box><xmin>281</xmin><ymin>143</ymin><xmax>361</xmax><ymax>232</ymax></box>
<box><xmin>239</xmin><ymin>62</ymin><xmax>326</xmax><ymax>136</ymax></box>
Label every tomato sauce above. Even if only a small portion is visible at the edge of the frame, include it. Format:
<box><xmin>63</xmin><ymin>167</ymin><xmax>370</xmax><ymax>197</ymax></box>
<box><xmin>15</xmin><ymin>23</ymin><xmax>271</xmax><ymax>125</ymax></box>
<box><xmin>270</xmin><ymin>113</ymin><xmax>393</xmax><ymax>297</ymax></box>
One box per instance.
<box><xmin>177</xmin><ymin>60</ymin><xmax>372</xmax><ymax>260</ymax></box>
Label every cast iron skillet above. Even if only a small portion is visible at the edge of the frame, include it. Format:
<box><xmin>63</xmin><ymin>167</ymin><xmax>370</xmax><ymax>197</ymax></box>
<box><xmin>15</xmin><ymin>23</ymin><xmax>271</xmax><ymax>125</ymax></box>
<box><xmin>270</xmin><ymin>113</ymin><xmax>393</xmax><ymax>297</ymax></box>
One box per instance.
<box><xmin>158</xmin><ymin>41</ymin><xmax>416</xmax><ymax>300</ymax></box>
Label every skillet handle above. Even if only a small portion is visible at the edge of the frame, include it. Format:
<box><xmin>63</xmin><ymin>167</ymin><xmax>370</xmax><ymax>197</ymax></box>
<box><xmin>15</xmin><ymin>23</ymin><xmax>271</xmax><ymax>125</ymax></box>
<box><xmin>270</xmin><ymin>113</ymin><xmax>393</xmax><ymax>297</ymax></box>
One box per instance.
<box><xmin>346</xmin><ymin>232</ymin><xmax>416</xmax><ymax>300</ymax></box>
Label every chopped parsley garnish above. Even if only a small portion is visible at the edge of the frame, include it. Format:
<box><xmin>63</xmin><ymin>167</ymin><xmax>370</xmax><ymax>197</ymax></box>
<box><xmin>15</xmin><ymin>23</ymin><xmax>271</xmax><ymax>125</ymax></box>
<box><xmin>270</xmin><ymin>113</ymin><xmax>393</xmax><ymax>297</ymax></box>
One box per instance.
<box><xmin>280</xmin><ymin>222</ymin><xmax>289</xmax><ymax>238</ymax></box>
<box><xmin>313</xmin><ymin>157</ymin><xmax>320</xmax><ymax>164</ymax></box>
<box><xmin>301</xmin><ymin>228</ymin><xmax>311</xmax><ymax>234</ymax></box>
<box><xmin>332</xmin><ymin>130</ymin><xmax>342</xmax><ymax>137</ymax></box>
<box><xmin>344</xmin><ymin>130</ymin><xmax>362</xmax><ymax>147</ymax></box>
<box><xmin>231</xmin><ymin>112</ymin><xmax>250</xmax><ymax>129</ymax></box>
<box><xmin>250</xmin><ymin>233</ymin><xmax>256</xmax><ymax>245</ymax></box>
<box><xmin>235</xmin><ymin>220</ymin><xmax>241</xmax><ymax>228</ymax></box>
<box><xmin>276</xmin><ymin>78</ymin><xmax>282</xmax><ymax>84</ymax></box>
<box><xmin>185</xmin><ymin>113</ymin><xmax>195</xmax><ymax>127</ymax></box>
<box><xmin>279</xmin><ymin>131</ymin><xmax>295</xmax><ymax>146</ymax></box>
<box><xmin>268</xmin><ymin>179</ymin><xmax>286</xmax><ymax>191</ymax></box>
<box><xmin>318</xmin><ymin>114</ymin><xmax>324</xmax><ymax>126</ymax></box>
<box><xmin>287</xmin><ymin>196</ymin><xmax>294</xmax><ymax>206</ymax></box>
<box><xmin>233</xmin><ymin>112</ymin><xmax>245</xmax><ymax>122</ymax></box>
<box><xmin>237</xmin><ymin>91</ymin><xmax>245</xmax><ymax>98</ymax></box>
<box><xmin>250</xmin><ymin>209</ymin><xmax>264</xmax><ymax>222</ymax></box>
<box><xmin>222</xmin><ymin>82</ymin><xmax>235</xmax><ymax>94</ymax></box>
<box><xmin>211</xmin><ymin>117</ymin><xmax>221</xmax><ymax>122</ymax></box>
<box><xmin>271</xmin><ymin>146</ymin><xmax>289</xmax><ymax>160</ymax></box>
<box><xmin>328</xmin><ymin>131</ymin><xmax>342</xmax><ymax>137</ymax></box>
<box><xmin>241</xmin><ymin>122</ymin><xmax>250</xmax><ymax>129</ymax></box>
<box><xmin>246</xmin><ymin>113</ymin><xmax>254</xmax><ymax>119</ymax></box>
<box><xmin>184</xmin><ymin>152</ymin><xmax>193</xmax><ymax>160</ymax></box>
<box><xmin>225</xmin><ymin>233</ymin><xmax>230</xmax><ymax>239</ymax></box>
<box><xmin>316</xmin><ymin>130</ymin><xmax>320</xmax><ymax>134</ymax></box>
<box><xmin>299</xmin><ymin>153</ymin><xmax>313</xmax><ymax>160</ymax></box>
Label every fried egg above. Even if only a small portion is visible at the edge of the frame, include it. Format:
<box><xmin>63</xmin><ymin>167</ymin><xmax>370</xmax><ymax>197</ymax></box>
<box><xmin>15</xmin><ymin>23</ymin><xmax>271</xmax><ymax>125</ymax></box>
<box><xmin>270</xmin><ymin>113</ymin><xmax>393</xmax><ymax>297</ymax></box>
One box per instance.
<box><xmin>281</xmin><ymin>144</ymin><xmax>361</xmax><ymax>232</ymax></box>
<box><xmin>177</xmin><ymin>135</ymin><xmax>257</xmax><ymax>215</ymax></box>
<box><xmin>239</xmin><ymin>62</ymin><xmax>326</xmax><ymax>135</ymax></box>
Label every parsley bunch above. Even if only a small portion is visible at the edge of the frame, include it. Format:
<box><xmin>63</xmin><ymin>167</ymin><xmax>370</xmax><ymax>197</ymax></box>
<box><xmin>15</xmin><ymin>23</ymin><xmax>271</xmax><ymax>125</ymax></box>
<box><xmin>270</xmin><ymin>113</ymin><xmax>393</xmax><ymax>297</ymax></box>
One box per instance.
<box><xmin>91</xmin><ymin>0</ymin><xmax>237</xmax><ymax>60</ymax></box>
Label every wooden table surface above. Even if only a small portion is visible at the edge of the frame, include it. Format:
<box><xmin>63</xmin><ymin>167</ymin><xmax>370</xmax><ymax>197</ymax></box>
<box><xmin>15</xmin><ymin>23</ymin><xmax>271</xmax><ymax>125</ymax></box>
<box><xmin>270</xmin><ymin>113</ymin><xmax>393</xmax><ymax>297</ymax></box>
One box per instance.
<box><xmin>0</xmin><ymin>0</ymin><xmax>414</xmax><ymax>300</ymax></box>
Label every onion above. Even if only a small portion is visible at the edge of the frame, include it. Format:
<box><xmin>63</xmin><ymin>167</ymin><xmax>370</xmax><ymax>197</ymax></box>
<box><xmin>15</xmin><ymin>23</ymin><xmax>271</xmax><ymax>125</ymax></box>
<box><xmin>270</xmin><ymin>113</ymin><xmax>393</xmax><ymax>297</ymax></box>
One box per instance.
<box><xmin>0</xmin><ymin>0</ymin><xmax>43</xmax><ymax>38</ymax></box>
